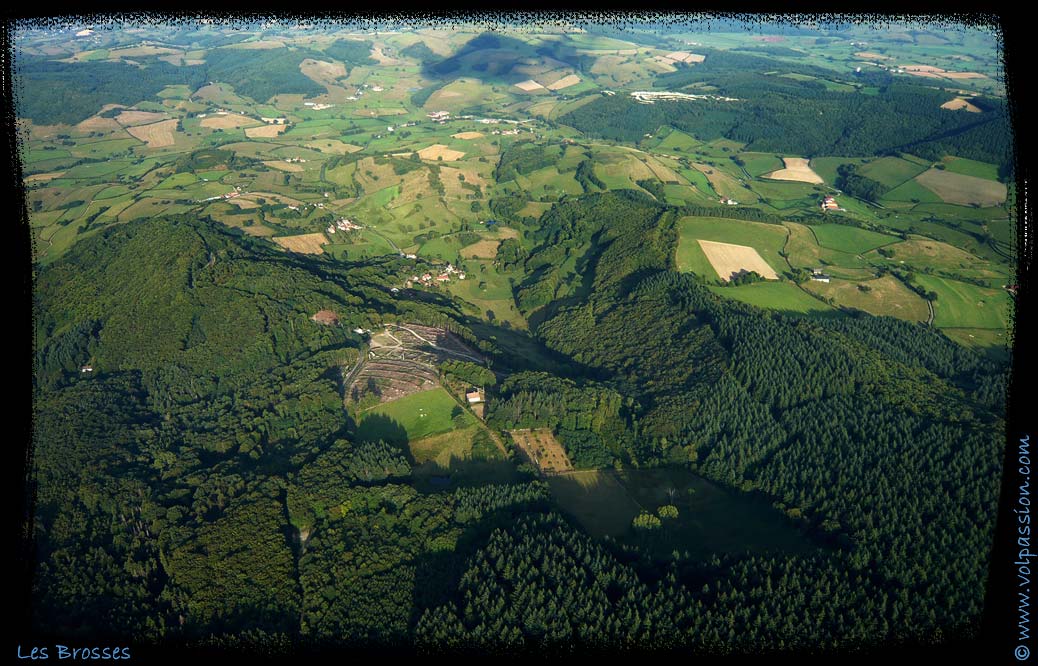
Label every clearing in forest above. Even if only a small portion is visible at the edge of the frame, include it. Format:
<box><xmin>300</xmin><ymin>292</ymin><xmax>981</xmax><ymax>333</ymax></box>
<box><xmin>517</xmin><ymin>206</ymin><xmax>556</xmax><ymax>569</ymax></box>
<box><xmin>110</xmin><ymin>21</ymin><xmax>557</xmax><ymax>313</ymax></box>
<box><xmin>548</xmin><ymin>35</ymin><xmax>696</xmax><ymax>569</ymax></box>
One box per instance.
<box><xmin>272</xmin><ymin>233</ymin><xmax>327</xmax><ymax>254</ymax></box>
<box><xmin>509</xmin><ymin>429</ymin><xmax>573</xmax><ymax>475</ymax></box>
<box><xmin>697</xmin><ymin>240</ymin><xmax>780</xmax><ymax>281</ymax></box>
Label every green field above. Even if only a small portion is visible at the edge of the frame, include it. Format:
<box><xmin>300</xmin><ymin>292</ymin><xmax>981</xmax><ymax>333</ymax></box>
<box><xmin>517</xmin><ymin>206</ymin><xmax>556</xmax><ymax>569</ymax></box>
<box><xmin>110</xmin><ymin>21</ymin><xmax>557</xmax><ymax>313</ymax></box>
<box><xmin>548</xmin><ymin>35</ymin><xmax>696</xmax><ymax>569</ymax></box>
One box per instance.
<box><xmin>882</xmin><ymin>178</ymin><xmax>943</xmax><ymax>204</ymax></box>
<box><xmin>737</xmin><ymin>153</ymin><xmax>784</xmax><ymax>178</ymax></box>
<box><xmin>913</xmin><ymin>274</ymin><xmax>1013</xmax><ymax>329</ymax></box>
<box><xmin>810</xmin><ymin>224</ymin><xmax>898</xmax><ymax>254</ymax></box>
<box><xmin>809</xmin><ymin>157</ymin><xmax>870</xmax><ymax>186</ymax></box>
<box><xmin>356</xmin><ymin>387</ymin><xmax>475</xmax><ymax>444</ymax></box>
<box><xmin>708</xmin><ymin>282</ymin><xmax>839</xmax><ymax>316</ymax></box>
<box><xmin>942</xmin><ymin>156</ymin><xmax>1001</xmax><ymax>181</ymax></box>
<box><xmin>803</xmin><ymin>275</ymin><xmax>929</xmax><ymax>322</ymax></box>
<box><xmin>675</xmin><ymin>216</ymin><xmax>790</xmax><ymax>277</ymax></box>
<box><xmin>858</xmin><ymin>156</ymin><xmax>928</xmax><ymax>188</ymax></box>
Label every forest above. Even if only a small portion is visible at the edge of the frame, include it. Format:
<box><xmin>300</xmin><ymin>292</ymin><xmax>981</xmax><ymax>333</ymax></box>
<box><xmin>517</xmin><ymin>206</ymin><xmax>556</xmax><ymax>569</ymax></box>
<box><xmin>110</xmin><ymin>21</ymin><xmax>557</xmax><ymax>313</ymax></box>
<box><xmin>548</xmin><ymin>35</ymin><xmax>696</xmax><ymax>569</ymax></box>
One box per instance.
<box><xmin>29</xmin><ymin>191</ymin><xmax>1007</xmax><ymax>651</ymax></box>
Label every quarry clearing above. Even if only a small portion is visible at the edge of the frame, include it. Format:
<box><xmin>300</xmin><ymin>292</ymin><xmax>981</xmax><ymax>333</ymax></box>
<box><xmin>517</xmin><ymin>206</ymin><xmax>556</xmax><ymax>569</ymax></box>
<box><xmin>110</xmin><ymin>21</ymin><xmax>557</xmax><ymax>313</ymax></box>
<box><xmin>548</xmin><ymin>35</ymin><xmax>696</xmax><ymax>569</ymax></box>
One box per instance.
<box><xmin>698</xmin><ymin>240</ymin><xmax>780</xmax><ymax>281</ymax></box>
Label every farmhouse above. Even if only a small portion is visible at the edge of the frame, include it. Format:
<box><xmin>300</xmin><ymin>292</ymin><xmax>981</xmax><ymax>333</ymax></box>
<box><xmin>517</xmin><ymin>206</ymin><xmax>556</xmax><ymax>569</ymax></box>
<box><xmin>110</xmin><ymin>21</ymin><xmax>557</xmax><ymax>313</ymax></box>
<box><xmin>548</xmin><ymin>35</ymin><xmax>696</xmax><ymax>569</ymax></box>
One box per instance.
<box><xmin>466</xmin><ymin>389</ymin><xmax>483</xmax><ymax>404</ymax></box>
<box><xmin>820</xmin><ymin>196</ymin><xmax>839</xmax><ymax>211</ymax></box>
<box><xmin>311</xmin><ymin>310</ymin><xmax>340</xmax><ymax>326</ymax></box>
<box><xmin>810</xmin><ymin>269</ymin><xmax>832</xmax><ymax>283</ymax></box>
<box><xmin>80</xmin><ymin>365</ymin><xmax>93</xmax><ymax>373</ymax></box>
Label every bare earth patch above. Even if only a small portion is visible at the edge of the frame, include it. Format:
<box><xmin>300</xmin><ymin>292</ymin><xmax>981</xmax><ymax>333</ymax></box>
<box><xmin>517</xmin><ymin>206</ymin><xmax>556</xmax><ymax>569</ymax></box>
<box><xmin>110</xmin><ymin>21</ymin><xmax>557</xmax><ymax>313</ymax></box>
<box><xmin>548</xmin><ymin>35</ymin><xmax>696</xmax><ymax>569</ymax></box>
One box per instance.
<box><xmin>855</xmin><ymin>51</ymin><xmax>891</xmax><ymax>60</ymax></box>
<box><xmin>698</xmin><ymin>240</ymin><xmax>779</xmax><ymax>281</ymax></box>
<box><xmin>125</xmin><ymin>119</ymin><xmax>179</xmax><ymax>148</ymax></box>
<box><xmin>765</xmin><ymin>157</ymin><xmax>824</xmax><ymax>184</ymax></box>
<box><xmin>665</xmin><ymin>51</ymin><xmax>706</xmax><ymax>63</ymax></box>
<box><xmin>272</xmin><ymin>233</ymin><xmax>328</xmax><ymax>254</ymax></box>
<box><xmin>25</xmin><ymin>171</ymin><xmax>65</xmax><ymax>184</ymax></box>
<box><xmin>452</xmin><ymin>131</ymin><xmax>485</xmax><ymax>140</ymax></box>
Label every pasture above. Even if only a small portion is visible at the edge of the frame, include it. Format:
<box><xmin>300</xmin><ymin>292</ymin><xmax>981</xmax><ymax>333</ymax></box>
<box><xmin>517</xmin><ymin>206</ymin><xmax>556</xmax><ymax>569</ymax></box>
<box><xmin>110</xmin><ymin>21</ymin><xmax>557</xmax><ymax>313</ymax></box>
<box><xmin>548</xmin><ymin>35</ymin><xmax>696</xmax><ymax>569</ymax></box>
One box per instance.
<box><xmin>675</xmin><ymin>216</ymin><xmax>790</xmax><ymax>277</ymax></box>
<box><xmin>802</xmin><ymin>275</ymin><xmax>929</xmax><ymax>322</ymax></box>
<box><xmin>357</xmin><ymin>387</ymin><xmax>475</xmax><ymax>444</ymax></box>
<box><xmin>809</xmin><ymin>224</ymin><xmax>898</xmax><ymax>254</ymax></box>
<box><xmin>708</xmin><ymin>282</ymin><xmax>838</xmax><ymax>316</ymax></box>
<box><xmin>913</xmin><ymin>274</ymin><xmax>1013</xmax><ymax>329</ymax></box>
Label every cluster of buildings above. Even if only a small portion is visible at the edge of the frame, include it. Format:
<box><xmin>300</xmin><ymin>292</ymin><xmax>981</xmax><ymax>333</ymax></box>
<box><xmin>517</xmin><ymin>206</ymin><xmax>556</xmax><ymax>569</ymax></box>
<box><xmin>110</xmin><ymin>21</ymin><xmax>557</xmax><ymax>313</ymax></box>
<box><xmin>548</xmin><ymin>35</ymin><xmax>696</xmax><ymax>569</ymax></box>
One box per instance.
<box><xmin>428</xmin><ymin>111</ymin><xmax>451</xmax><ymax>122</ymax></box>
<box><xmin>303</xmin><ymin>102</ymin><xmax>335</xmax><ymax>111</ymax></box>
<box><xmin>260</xmin><ymin>116</ymin><xmax>288</xmax><ymax>125</ymax></box>
<box><xmin>810</xmin><ymin>269</ymin><xmax>831</xmax><ymax>283</ymax></box>
<box><xmin>327</xmin><ymin>218</ymin><xmax>363</xmax><ymax>234</ymax></box>
<box><xmin>719</xmin><ymin>197</ymin><xmax>739</xmax><ymax>206</ymax></box>
<box><xmin>198</xmin><ymin>186</ymin><xmax>244</xmax><ymax>203</ymax></box>
<box><xmin>820</xmin><ymin>195</ymin><xmax>841</xmax><ymax>211</ymax></box>
<box><xmin>407</xmin><ymin>263</ymin><xmax>466</xmax><ymax>288</ymax></box>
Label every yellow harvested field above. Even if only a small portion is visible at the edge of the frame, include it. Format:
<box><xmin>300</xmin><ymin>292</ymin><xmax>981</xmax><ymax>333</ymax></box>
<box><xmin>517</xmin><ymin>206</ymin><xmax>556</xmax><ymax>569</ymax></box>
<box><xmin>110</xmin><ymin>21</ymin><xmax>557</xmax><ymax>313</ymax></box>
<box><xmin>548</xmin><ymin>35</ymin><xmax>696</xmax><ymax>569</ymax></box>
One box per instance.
<box><xmin>515</xmin><ymin>79</ymin><xmax>545</xmax><ymax>91</ymax></box>
<box><xmin>941</xmin><ymin>97</ymin><xmax>982</xmax><ymax>112</ymax></box>
<box><xmin>942</xmin><ymin>71</ymin><xmax>987</xmax><ymax>79</ymax></box>
<box><xmin>452</xmin><ymin>131</ymin><xmax>485</xmax><ymax>140</ymax></box>
<box><xmin>228</xmin><ymin>198</ymin><xmax>261</xmax><ymax>210</ymax></box>
<box><xmin>509</xmin><ymin>429</ymin><xmax>573</xmax><ymax>475</ymax></box>
<box><xmin>765</xmin><ymin>157</ymin><xmax>824</xmax><ymax>184</ymax></box>
<box><xmin>915</xmin><ymin>168</ymin><xmax>1007</xmax><ymax>207</ymax></box>
<box><xmin>855</xmin><ymin>51</ymin><xmax>891</xmax><ymax>60</ymax></box>
<box><xmin>245</xmin><ymin>124</ymin><xmax>288</xmax><ymax>138</ymax></box>
<box><xmin>75</xmin><ymin>116</ymin><xmax>125</xmax><ymax>133</ymax></box>
<box><xmin>902</xmin><ymin>64</ymin><xmax>945</xmax><ymax>72</ymax></box>
<box><xmin>546</xmin><ymin>74</ymin><xmax>581</xmax><ymax>90</ymax></box>
<box><xmin>262</xmin><ymin>160</ymin><xmax>305</xmax><ymax>172</ymax></box>
<box><xmin>460</xmin><ymin>239</ymin><xmax>500</xmax><ymax>259</ymax></box>
<box><xmin>200</xmin><ymin>114</ymin><xmax>262</xmax><ymax>129</ymax></box>
<box><xmin>126</xmin><ymin>119</ymin><xmax>179</xmax><ymax>148</ymax></box>
<box><xmin>417</xmin><ymin>144</ymin><xmax>465</xmax><ymax>161</ymax></box>
<box><xmin>25</xmin><ymin>171</ymin><xmax>65</xmax><ymax>184</ymax></box>
<box><xmin>698</xmin><ymin>240</ymin><xmax>779</xmax><ymax>281</ymax></box>
<box><xmin>907</xmin><ymin>70</ymin><xmax>947</xmax><ymax>80</ymax></box>
<box><xmin>665</xmin><ymin>51</ymin><xmax>706</xmax><ymax>63</ymax></box>
<box><xmin>272</xmin><ymin>233</ymin><xmax>328</xmax><ymax>254</ymax></box>
<box><xmin>116</xmin><ymin>110</ymin><xmax>168</xmax><ymax>126</ymax></box>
